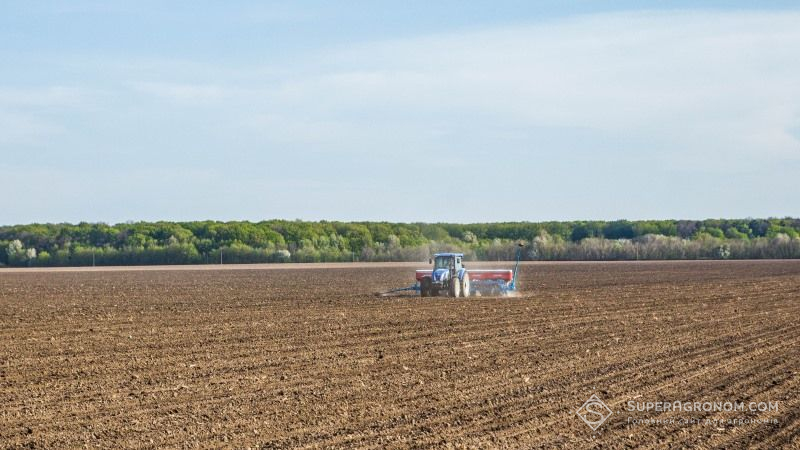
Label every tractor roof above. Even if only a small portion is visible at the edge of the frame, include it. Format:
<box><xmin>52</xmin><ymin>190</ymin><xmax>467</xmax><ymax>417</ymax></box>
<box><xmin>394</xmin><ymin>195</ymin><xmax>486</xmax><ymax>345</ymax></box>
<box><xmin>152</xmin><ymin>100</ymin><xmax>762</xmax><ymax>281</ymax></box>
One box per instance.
<box><xmin>433</xmin><ymin>253</ymin><xmax>464</xmax><ymax>258</ymax></box>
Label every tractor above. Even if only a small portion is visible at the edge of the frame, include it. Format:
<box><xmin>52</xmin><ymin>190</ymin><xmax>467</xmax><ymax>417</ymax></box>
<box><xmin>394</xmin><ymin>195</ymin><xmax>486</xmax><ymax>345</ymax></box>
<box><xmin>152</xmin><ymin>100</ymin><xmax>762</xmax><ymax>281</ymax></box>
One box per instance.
<box><xmin>418</xmin><ymin>253</ymin><xmax>470</xmax><ymax>297</ymax></box>
<box><xmin>378</xmin><ymin>244</ymin><xmax>524</xmax><ymax>298</ymax></box>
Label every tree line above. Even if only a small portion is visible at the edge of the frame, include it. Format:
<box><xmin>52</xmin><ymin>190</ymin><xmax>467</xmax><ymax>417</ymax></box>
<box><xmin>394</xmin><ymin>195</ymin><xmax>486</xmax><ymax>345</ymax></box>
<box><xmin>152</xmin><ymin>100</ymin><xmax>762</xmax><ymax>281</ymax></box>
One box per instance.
<box><xmin>1</xmin><ymin>218</ymin><xmax>799</xmax><ymax>267</ymax></box>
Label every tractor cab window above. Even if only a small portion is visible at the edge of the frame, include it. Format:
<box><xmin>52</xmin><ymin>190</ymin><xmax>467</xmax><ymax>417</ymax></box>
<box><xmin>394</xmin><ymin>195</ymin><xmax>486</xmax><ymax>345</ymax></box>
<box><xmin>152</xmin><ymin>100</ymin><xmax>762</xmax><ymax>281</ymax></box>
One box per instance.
<box><xmin>434</xmin><ymin>256</ymin><xmax>453</xmax><ymax>270</ymax></box>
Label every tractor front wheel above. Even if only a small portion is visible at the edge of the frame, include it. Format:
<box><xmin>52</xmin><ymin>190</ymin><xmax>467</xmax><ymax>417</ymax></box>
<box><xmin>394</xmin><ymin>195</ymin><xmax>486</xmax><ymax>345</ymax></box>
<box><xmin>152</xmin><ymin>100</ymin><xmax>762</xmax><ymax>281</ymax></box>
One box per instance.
<box><xmin>450</xmin><ymin>278</ymin><xmax>461</xmax><ymax>297</ymax></box>
<box><xmin>461</xmin><ymin>275</ymin><xmax>470</xmax><ymax>297</ymax></box>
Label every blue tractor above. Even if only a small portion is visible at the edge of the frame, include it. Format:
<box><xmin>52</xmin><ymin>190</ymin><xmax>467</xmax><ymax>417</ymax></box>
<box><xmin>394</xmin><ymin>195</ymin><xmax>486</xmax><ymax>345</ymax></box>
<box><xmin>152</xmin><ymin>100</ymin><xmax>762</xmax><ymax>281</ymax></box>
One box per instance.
<box><xmin>419</xmin><ymin>253</ymin><xmax>470</xmax><ymax>297</ymax></box>
<box><xmin>377</xmin><ymin>243</ymin><xmax>523</xmax><ymax>298</ymax></box>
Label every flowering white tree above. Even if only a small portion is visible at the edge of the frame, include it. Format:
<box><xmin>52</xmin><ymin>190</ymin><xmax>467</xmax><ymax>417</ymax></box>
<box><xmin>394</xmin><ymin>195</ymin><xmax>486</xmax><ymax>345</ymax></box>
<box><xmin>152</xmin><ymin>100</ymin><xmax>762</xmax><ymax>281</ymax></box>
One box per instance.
<box><xmin>6</xmin><ymin>240</ymin><xmax>37</xmax><ymax>265</ymax></box>
<box><xmin>6</xmin><ymin>239</ymin><xmax>23</xmax><ymax>257</ymax></box>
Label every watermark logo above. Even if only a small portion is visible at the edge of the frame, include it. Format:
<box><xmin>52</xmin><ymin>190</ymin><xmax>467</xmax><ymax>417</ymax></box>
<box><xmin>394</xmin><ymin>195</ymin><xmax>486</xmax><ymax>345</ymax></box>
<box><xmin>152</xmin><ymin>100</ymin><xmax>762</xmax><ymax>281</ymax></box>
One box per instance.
<box><xmin>577</xmin><ymin>394</ymin><xmax>613</xmax><ymax>430</ymax></box>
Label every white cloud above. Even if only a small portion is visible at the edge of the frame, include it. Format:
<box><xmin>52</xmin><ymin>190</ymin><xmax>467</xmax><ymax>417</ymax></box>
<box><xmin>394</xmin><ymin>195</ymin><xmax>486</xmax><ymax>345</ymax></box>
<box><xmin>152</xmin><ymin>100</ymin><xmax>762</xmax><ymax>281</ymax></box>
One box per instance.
<box><xmin>131</xmin><ymin>82</ymin><xmax>228</xmax><ymax>104</ymax></box>
<box><xmin>0</xmin><ymin>110</ymin><xmax>65</xmax><ymax>145</ymax></box>
<box><xmin>0</xmin><ymin>86</ymin><xmax>102</xmax><ymax>145</ymax></box>
<box><xmin>0</xmin><ymin>86</ymin><xmax>94</xmax><ymax>108</ymax></box>
<box><xmin>4</xmin><ymin>9</ymin><xmax>799</xmax><ymax>221</ymax></box>
<box><xmin>251</xmin><ymin>10</ymin><xmax>800</xmax><ymax>169</ymax></box>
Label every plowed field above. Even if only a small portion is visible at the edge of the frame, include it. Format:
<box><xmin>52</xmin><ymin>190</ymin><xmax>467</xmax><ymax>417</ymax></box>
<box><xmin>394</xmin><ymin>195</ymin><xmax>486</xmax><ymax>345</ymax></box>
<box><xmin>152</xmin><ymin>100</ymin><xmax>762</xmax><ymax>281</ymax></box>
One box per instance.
<box><xmin>1</xmin><ymin>260</ymin><xmax>799</xmax><ymax>448</ymax></box>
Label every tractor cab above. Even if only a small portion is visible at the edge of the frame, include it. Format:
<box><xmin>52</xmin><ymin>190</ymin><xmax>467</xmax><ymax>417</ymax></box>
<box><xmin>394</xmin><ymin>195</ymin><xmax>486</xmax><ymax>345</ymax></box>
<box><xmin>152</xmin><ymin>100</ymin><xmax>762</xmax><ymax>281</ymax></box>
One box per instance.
<box><xmin>432</xmin><ymin>253</ymin><xmax>464</xmax><ymax>272</ymax></box>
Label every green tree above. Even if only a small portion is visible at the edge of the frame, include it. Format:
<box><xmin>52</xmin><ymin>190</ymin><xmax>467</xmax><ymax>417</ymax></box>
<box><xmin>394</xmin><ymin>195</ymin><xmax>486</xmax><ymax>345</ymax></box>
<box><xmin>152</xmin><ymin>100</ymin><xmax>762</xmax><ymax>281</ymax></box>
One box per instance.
<box><xmin>604</xmin><ymin>220</ymin><xmax>635</xmax><ymax>239</ymax></box>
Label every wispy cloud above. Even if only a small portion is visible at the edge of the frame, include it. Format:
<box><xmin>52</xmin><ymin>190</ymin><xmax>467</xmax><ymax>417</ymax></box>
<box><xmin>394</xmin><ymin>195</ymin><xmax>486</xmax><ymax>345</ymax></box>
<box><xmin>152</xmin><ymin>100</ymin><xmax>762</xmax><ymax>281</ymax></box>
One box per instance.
<box><xmin>131</xmin><ymin>82</ymin><xmax>228</xmax><ymax>104</ymax></box>
<box><xmin>3</xmin><ymin>8</ymin><xmax>799</xmax><ymax>221</ymax></box>
<box><xmin>257</xmin><ymin>11</ymin><xmax>800</xmax><ymax>166</ymax></box>
<box><xmin>0</xmin><ymin>86</ymin><xmax>95</xmax><ymax>108</ymax></box>
<box><xmin>0</xmin><ymin>110</ymin><xmax>65</xmax><ymax>145</ymax></box>
<box><xmin>0</xmin><ymin>86</ymin><xmax>102</xmax><ymax>145</ymax></box>
<box><xmin>115</xmin><ymin>10</ymin><xmax>800</xmax><ymax>171</ymax></box>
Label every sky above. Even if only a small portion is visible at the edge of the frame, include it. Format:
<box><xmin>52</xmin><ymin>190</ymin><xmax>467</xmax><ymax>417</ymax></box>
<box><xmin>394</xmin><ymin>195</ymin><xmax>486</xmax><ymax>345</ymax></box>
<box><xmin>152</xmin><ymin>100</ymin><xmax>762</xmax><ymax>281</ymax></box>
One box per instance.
<box><xmin>1</xmin><ymin>1</ymin><xmax>799</xmax><ymax>224</ymax></box>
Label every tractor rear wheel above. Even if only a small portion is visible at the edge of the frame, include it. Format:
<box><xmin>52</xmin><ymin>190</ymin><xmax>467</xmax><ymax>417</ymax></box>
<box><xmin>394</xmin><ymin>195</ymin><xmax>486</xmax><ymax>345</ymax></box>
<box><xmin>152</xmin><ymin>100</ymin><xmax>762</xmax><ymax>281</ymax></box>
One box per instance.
<box><xmin>420</xmin><ymin>278</ymin><xmax>431</xmax><ymax>297</ymax></box>
<box><xmin>461</xmin><ymin>275</ymin><xmax>470</xmax><ymax>297</ymax></box>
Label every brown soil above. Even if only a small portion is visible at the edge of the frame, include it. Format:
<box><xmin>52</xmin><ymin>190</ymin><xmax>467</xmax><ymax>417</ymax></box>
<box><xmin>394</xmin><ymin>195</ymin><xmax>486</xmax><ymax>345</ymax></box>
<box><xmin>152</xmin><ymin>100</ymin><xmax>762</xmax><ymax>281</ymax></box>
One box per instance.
<box><xmin>1</xmin><ymin>260</ymin><xmax>798</xmax><ymax>448</ymax></box>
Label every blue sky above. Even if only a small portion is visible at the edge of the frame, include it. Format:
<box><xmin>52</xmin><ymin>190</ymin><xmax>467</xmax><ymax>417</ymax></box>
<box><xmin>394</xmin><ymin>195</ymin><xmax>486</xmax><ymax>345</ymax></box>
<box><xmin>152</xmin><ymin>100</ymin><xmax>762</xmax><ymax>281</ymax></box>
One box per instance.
<box><xmin>1</xmin><ymin>1</ymin><xmax>799</xmax><ymax>224</ymax></box>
